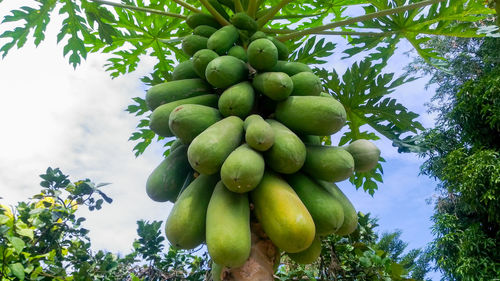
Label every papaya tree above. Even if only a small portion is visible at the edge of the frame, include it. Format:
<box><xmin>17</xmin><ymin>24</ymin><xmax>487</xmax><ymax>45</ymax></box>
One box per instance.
<box><xmin>0</xmin><ymin>1</ymin><xmax>497</xmax><ymax>280</ymax></box>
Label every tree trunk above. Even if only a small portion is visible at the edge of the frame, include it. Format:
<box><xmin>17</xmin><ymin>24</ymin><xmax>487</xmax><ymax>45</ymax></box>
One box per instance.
<box><xmin>218</xmin><ymin>222</ymin><xmax>280</xmax><ymax>281</ymax></box>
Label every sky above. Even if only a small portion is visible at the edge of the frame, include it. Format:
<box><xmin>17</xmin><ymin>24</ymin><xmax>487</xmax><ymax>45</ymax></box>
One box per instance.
<box><xmin>1</xmin><ymin>3</ymin><xmax>440</xmax><ymax>279</ymax></box>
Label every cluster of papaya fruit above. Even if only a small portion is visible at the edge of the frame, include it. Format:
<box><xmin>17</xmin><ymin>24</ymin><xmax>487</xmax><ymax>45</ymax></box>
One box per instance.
<box><xmin>144</xmin><ymin>7</ymin><xmax>381</xmax><ymax>272</ymax></box>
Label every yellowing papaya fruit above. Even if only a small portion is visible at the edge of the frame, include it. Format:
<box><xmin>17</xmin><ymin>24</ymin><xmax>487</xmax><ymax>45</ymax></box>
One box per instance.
<box><xmin>250</xmin><ymin>172</ymin><xmax>315</xmax><ymax>253</ymax></box>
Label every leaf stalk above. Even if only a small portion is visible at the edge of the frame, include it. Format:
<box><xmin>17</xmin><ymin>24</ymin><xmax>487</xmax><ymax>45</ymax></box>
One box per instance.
<box><xmin>90</xmin><ymin>0</ymin><xmax>187</xmax><ymax>19</ymax></box>
<box><xmin>256</xmin><ymin>0</ymin><xmax>292</xmax><ymax>28</ymax></box>
<box><xmin>199</xmin><ymin>0</ymin><xmax>231</xmax><ymax>25</ymax></box>
<box><xmin>172</xmin><ymin>0</ymin><xmax>203</xmax><ymax>13</ymax></box>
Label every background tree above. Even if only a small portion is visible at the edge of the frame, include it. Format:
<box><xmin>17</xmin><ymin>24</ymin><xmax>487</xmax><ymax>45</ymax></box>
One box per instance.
<box><xmin>407</xmin><ymin>36</ymin><xmax>500</xmax><ymax>280</ymax></box>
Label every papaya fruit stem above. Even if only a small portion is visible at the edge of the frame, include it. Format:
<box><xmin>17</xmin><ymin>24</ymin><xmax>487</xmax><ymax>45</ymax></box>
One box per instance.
<box><xmin>172</xmin><ymin>0</ymin><xmax>203</xmax><ymax>13</ymax></box>
<box><xmin>276</xmin><ymin>0</ymin><xmax>446</xmax><ymax>41</ymax></box>
<box><xmin>255</xmin><ymin>0</ymin><xmax>292</xmax><ymax>28</ymax></box>
<box><xmin>247</xmin><ymin>0</ymin><xmax>259</xmax><ymax>18</ymax></box>
<box><xmin>233</xmin><ymin>0</ymin><xmax>245</xmax><ymax>13</ymax></box>
<box><xmin>199</xmin><ymin>0</ymin><xmax>231</xmax><ymax>25</ymax></box>
<box><xmin>90</xmin><ymin>0</ymin><xmax>187</xmax><ymax>19</ymax></box>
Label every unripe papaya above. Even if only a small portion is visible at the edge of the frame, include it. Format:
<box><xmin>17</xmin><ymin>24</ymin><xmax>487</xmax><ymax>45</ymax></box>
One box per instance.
<box><xmin>291</xmin><ymin>72</ymin><xmax>322</xmax><ymax>96</ymax></box>
<box><xmin>186</xmin><ymin>13</ymin><xmax>221</xmax><ymax>29</ymax></box>
<box><xmin>150</xmin><ymin>95</ymin><xmax>219</xmax><ymax>137</ymax></box>
<box><xmin>249</xmin><ymin>31</ymin><xmax>266</xmax><ymax>41</ymax></box>
<box><xmin>286</xmin><ymin>172</ymin><xmax>344</xmax><ymax>235</ymax></box>
<box><xmin>231</xmin><ymin>12</ymin><xmax>258</xmax><ymax>32</ymax></box>
<box><xmin>182</xmin><ymin>35</ymin><xmax>208</xmax><ymax>57</ymax></box>
<box><xmin>270</xmin><ymin>60</ymin><xmax>312</xmax><ymax>76</ymax></box>
<box><xmin>250</xmin><ymin>172</ymin><xmax>315</xmax><ymax>253</ymax></box>
<box><xmin>165</xmin><ymin>174</ymin><xmax>219</xmax><ymax>249</ymax></box>
<box><xmin>345</xmin><ymin>139</ymin><xmax>381</xmax><ymax>172</ymax></box>
<box><xmin>228</xmin><ymin>45</ymin><xmax>248</xmax><ymax>62</ymax></box>
<box><xmin>221</xmin><ymin>144</ymin><xmax>264</xmax><ymax>193</ymax></box>
<box><xmin>300</xmin><ymin>135</ymin><xmax>321</xmax><ymax>145</ymax></box>
<box><xmin>207</xmin><ymin>182</ymin><xmax>251</xmax><ymax>267</ymax></box>
<box><xmin>267</xmin><ymin>36</ymin><xmax>289</xmax><ymax>60</ymax></box>
<box><xmin>188</xmin><ymin>116</ymin><xmax>244</xmax><ymax>175</ymax></box>
<box><xmin>146</xmin><ymin>78</ymin><xmax>212</xmax><ymax>111</ymax></box>
<box><xmin>172</xmin><ymin>60</ymin><xmax>198</xmax><ymax>81</ymax></box>
<box><xmin>168</xmin><ymin>104</ymin><xmax>222</xmax><ymax>144</ymax></box>
<box><xmin>192</xmin><ymin>49</ymin><xmax>219</xmax><ymax>80</ymax></box>
<box><xmin>247</xmin><ymin>38</ymin><xmax>278</xmax><ymax>71</ymax></box>
<box><xmin>207</xmin><ymin>25</ymin><xmax>239</xmax><ymax>55</ymax></box>
<box><xmin>205</xmin><ymin>56</ymin><xmax>249</xmax><ymax>88</ymax></box>
<box><xmin>170</xmin><ymin>139</ymin><xmax>183</xmax><ymax>152</ymax></box>
<box><xmin>318</xmin><ymin>181</ymin><xmax>358</xmax><ymax>236</ymax></box>
<box><xmin>320</xmin><ymin>91</ymin><xmax>332</xmax><ymax>98</ymax></box>
<box><xmin>264</xmin><ymin>120</ymin><xmax>306</xmax><ymax>174</ymax></box>
<box><xmin>193</xmin><ymin>25</ymin><xmax>218</xmax><ymax>38</ymax></box>
<box><xmin>252</xmin><ymin>72</ymin><xmax>293</xmax><ymax>101</ymax></box>
<box><xmin>146</xmin><ymin>145</ymin><xmax>191</xmax><ymax>202</ymax></box>
<box><xmin>218</xmin><ymin>81</ymin><xmax>254</xmax><ymax>118</ymax></box>
<box><xmin>287</xmin><ymin>236</ymin><xmax>322</xmax><ymax>264</ymax></box>
<box><xmin>303</xmin><ymin>145</ymin><xmax>354</xmax><ymax>182</ymax></box>
<box><xmin>275</xmin><ymin>96</ymin><xmax>347</xmax><ymax>135</ymax></box>
<box><xmin>244</xmin><ymin>114</ymin><xmax>275</xmax><ymax>151</ymax></box>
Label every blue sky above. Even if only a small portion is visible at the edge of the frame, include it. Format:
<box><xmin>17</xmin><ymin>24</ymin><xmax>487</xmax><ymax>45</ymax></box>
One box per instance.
<box><xmin>0</xmin><ymin>3</ymin><xmax>441</xmax><ymax>279</ymax></box>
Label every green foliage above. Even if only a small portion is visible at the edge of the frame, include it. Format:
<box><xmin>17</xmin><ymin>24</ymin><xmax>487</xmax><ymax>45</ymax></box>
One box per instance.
<box><xmin>411</xmin><ymin>37</ymin><xmax>500</xmax><ymax>280</ymax></box>
<box><xmin>276</xmin><ymin>213</ymin><xmax>431</xmax><ymax>281</ymax></box>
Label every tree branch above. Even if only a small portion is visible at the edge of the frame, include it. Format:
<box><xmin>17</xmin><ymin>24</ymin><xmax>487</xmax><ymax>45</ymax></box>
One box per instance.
<box><xmin>247</xmin><ymin>0</ymin><xmax>259</xmax><ymax>18</ymax></box>
<box><xmin>256</xmin><ymin>0</ymin><xmax>293</xmax><ymax>28</ymax></box>
<box><xmin>90</xmin><ymin>0</ymin><xmax>187</xmax><ymax>19</ymax></box>
<box><xmin>234</xmin><ymin>0</ymin><xmax>244</xmax><ymax>13</ymax></box>
<box><xmin>199</xmin><ymin>0</ymin><xmax>231</xmax><ymax>25</ymax></box>
<box><xmin>172</xmin><ymin>0</ymin><xmax>202</xmax><ymax>13</ymax></box>
<box><xmin>276</xmin><ymin>0</ymin><xmax>446</xmax><ymax>41</ymax></box>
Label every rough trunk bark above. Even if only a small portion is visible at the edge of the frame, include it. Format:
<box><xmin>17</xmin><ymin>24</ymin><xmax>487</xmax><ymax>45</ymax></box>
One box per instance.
<box><xmin>217</xmin><ymin>222</ymin><xmax>279</xmax><ymax>281</ymax></box>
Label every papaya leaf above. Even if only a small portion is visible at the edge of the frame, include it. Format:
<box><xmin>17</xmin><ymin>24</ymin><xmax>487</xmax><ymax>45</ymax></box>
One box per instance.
<box><xmin>290</xmin><ymin>36</ymin><xmax>336</xmax><ymax>65</ymax></box>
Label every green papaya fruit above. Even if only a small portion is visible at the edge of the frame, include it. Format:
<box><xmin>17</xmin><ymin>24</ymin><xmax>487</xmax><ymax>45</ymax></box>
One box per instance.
<box><xmin>221</xmin><ymin>144</ymin><xmax>264</xmax><ymax>193</ymax></box>
<box><xmin>186</xmin><ymin>13</ymin><xmax>221</xmax><ymax>29</ymax></box>
<box><xmin>211</xmin><ymin>262</ymin><xmax>223</xmax><ymax>281</ymax></box>
<box><xmin>146</xmin><ymin>145</ymin><xmax>191</xmax><ymax>202</ymax></box>
<box><xmin>218</xmin><ymin>81</ymin><xmax>254</xmax><ymax>118</ymax></box>
<box><xmin>275</xmin><ymin>96</ymin><xmax>347</xmax><ymax>135</ymax></box>
<box><xmin>146</xmin><ymin>78</ymin><xmax>212</xmax><ymax>111</ymax></box>
<box><xmin>303</xmin><ymin>145</ymin><xmax>354</xmax><ymax>182</ymax></box>
<box><xmin>267</xmin><ymin>36</ymin><xmax>289</xmax><ymax>60</ymax></box>
<box><xmin>247</xmin><ymin>38</ymin><xmax>278</xmax><ymax>71</ymax></box>
<box><xmin>192</xmin><ymin>49</ymin><xmax>219</xmax><ymax>80</ymax></box>
<box><xmin>207</xmin><ymin>181</ymin><xmax>251</xmax><ymax>267</ymax></box>
<box><xmin>287</xmin><ymin>236</ymin><xmax>322</xmax><ymax>264</ymax></box>
<box><xmin>169</xmin><ymin>139</ymin><xmax>183</xmax><ymax>152</ymax></box>
<box><xmin>172</xmin><ymin>60</ymin><xmax>198</xmax><ymax>81</ymax></box>
<box><xmin>205</xmin><ymin>56</ymin><xmax>249</xmax><ymax>88</ymax></box>
<box><xmin>193</xmin><ymin>25</ymin><xmax>218</xmax><ymax>38</ymax></box>
<box><xmin>291</xmin><ymin>72</ymin><xmax>322</xmax><ymax>96</ymax></box>
<box><xmin>182</xmin><ymin>35</ymin><xmax>208</xmax><ymax>57</ymax></box>
<box><xmin>249</xmin><ymin>31</ymin><xmax>266</xmax><ymax>41</ymax></box>
<box><xmin>231</xmin><ymin>12</ymin><xmax>258</xmax><ymax>32</ymax></box>
<box><xmin>318</xmin><ymin>181</ymin><xmax>358</xmax><ymax>236</ymax></box>
<box><xmin>300</xmin><ymin>135</ymin><xmax>321</xmax><ymax>145</ymax></box>
<box><xmin>165</xmin><ymin>174</ymin><xmax>219</xmax><ymax>249</ymax></box>
<box><xmin>264</xmin><ymin>119</ymin><xmax>306</xmax><ymax>174</ymax></box>
<box><xmin>228</xmin><ymin>45</ymin><xmax>248</xmax><ymax>62</ymax></box>
<box><xmin>168</xmin><ymin>104</ymin><xmax>222</xmax><ymax>144</ymax></box>
<box><xmin>207</xmin><ymin>25</ymin><xmax>239</xmax><ymax>55</ymax></box>
<box><xmin>320</xmin><ymin>91</ymin><xmax>332</xmax><ymax>98</ymax></box>
<box><xmin>286</xmin><ymin>172</ymin><xmax>344</xmax><ymax>235</ymax></box>
<box><xmin>252</xmin><ymin>72</ymin><xmax>293</xmax><ymax>101</ymax></box>
<box><xmin>244</xmin><ymin>114</ymin><xmax>275</xmax><ymax>151</ymax></box>
<box><xmin>270</xmin><ymin>60</ymin><xmax>312</xmax><ymax>76</ymax></box>
<box><xmin>208</xmin><ymin>0</ymin><xmax>230</xmax><ymax>20</ymax></box>
<box><xmin>345</xmin><ymin>139</ymin><xmax>381</xmax><ymax>172</ymax></box>
<box><xmin>150</xmin><ymin>95</ymin><xmax>219</xmax><ymax>137</ymax></box>
<box><xmin>251</xmin><ymin>172</ymin><xmax>315</xmax><ymax>253</ymax></box>
<box><xmin>188</xmin><ymin>116</ymin><xmax>244</xmax><ymax>175</ymax></box>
